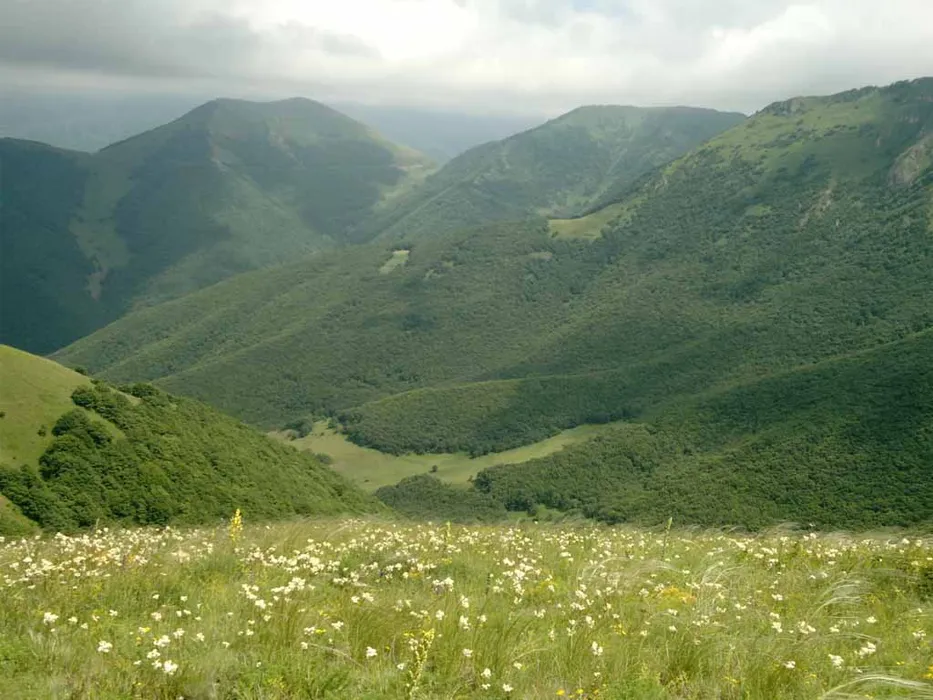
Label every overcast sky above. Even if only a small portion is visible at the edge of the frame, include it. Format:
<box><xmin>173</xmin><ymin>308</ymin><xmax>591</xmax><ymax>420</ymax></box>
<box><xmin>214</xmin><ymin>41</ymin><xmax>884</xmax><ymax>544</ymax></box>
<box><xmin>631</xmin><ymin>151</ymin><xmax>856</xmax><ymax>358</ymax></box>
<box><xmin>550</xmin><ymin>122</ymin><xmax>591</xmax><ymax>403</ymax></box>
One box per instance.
<box><xmin>2</xmin><ymin>0</ymin><xmax>932</xmax><ymax>115</ymax></box>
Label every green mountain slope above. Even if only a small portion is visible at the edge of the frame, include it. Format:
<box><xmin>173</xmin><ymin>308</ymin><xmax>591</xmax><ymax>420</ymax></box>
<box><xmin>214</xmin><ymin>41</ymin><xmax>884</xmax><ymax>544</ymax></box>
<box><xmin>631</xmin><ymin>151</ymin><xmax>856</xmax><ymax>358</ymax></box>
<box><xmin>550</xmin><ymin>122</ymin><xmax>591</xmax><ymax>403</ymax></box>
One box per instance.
<box><xmin>0</xmin><ymin>346</ymin><xmax>378</xmax><ymax>533</ymax></box>
<box><xmin>353</xmin><ymin>105</ymin><xmax>744</xmax><ymax>241</ymax></box>
<box><xmin>54</xmin><ymin>78</ymin><xmax>933</xmax><ymax>526</ymax></box>
<box><xmin>469</xmin><ymin>328</ymin><xmax>933</xmax><ymax>528</ymax></box>
<box><xmin>0</xmin><ymin>98</ymin><xmax>432</xmax><ymax>354</ymax></box>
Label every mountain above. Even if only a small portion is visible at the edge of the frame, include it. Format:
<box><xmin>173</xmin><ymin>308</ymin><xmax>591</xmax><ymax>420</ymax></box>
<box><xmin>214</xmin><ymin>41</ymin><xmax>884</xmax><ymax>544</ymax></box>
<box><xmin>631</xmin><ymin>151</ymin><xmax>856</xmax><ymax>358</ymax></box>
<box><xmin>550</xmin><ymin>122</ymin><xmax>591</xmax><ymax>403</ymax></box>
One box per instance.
<box><xmin>352</xmin><ymin>105</ymin><xmax>746</xmax><ymax>242</ymax></box>
<box><xmin>0</xmin><ymin>90</ymin><xmax>204</xmax><ymax>153</ymax></box>
<box><xmin>0</xmin><ymin>90</ymin><xmax>537</xmax><ymax>162</ymax></box>
<box><xmin>53</xmin><ymin>78</ymin><xmax>933</xmax><ymax>527</ymax></box>
<box><xmin>0</xmin><ymin>97</ymin><xmax>432</xmax><ymax>354</ymax></box>
<box><xmin>332</xmin><ymin>103</ymin><xmax>540</xmax><ymax>162</ymax></box>
<box><xmin>0</xmin><ymin>345</ymin><xmax>378</xmax><ymax>534</ymax></box>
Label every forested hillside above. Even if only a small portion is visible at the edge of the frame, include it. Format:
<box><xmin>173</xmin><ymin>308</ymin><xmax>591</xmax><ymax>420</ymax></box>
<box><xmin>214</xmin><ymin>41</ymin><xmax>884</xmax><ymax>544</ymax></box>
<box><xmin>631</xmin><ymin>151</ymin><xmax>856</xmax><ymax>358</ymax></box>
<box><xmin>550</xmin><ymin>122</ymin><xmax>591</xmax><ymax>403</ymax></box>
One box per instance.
<box><xmin>0</xmin><ymin>98</ymin><xmax>431</xmax><ymax>354</ymax></box>
<box><xmin>354</xmin><ymin>105</ymin><xmax>744</xmax><ymax>241</ymax></box>
<box><xmin>51</xmin><ymin>78</ymin><xmax>933</xmax><ymax>527</ymax></box>
<box><xmin>0</xmin><ymin>346</ymin><xmax>377</xmax><ymax>534</ymax></box>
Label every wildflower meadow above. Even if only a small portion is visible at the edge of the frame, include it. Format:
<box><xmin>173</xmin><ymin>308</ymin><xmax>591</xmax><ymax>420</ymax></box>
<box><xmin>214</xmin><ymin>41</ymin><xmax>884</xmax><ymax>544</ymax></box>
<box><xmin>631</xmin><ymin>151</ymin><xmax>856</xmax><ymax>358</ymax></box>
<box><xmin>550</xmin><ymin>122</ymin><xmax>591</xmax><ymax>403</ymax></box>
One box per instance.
<box><xmin>1</xmin><ymin>518</ymin><xmax>931</xmax><ymax>699</ymax></box>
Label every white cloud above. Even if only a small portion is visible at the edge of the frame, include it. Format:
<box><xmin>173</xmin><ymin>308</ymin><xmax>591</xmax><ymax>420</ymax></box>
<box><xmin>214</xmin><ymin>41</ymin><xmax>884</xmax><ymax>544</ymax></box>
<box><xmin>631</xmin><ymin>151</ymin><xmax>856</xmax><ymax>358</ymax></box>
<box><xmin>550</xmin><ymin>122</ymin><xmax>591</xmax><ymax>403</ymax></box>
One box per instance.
<box><xmin>1</xmin><ymin>0</ymin><xmax>931</xmax><ymax>113</ymax></box>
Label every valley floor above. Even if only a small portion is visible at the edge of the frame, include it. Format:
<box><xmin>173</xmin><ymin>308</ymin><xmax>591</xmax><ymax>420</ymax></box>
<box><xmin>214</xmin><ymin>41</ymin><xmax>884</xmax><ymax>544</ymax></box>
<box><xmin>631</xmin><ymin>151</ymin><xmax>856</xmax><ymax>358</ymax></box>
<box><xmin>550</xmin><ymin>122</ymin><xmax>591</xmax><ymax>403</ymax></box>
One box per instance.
<box><xmin>1</xmin><ymin>519</ymin><xmax>931</xmax><ymax>699</ymax></box>
<box><xmin>276</xmin><ymin>422</ymin><xmax>616</xmax><ymax>491</ymax></box>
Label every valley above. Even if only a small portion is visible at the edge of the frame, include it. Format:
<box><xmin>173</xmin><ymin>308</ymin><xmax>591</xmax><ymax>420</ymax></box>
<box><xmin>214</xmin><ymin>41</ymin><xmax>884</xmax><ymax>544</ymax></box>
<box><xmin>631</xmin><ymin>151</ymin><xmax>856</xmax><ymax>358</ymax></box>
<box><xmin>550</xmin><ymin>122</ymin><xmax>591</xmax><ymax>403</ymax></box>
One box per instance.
<box><xmin>40</xmin><ymin>77</ymin><xmax>933</xmax><ymax>529</ymax></box>
<box><xmin>1</xmin><ymin>2</ymin><xmax>931</xmax><ymax>696</ymax></box>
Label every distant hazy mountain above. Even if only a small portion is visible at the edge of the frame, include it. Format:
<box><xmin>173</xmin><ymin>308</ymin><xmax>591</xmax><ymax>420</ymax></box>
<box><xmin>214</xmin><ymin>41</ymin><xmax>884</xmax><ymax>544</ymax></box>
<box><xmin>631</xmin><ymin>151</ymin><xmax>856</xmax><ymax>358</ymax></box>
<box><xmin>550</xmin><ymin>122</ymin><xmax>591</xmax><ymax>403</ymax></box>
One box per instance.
<box><xmin>57</xmin><ymin>78</ymin><xmax>933</xmax><ymax>528</ymax></box>
<box><xmin>0</xmin><ymin>91</ymin><xmax>538</xmax><ymax>160</ymax></box>
<box><xmin>357</xmin><ymin>105</ymin><xmax>746</xmax><ymax>242</ymax></box>
<box><xmin>0</xmin><ymin>92</ymin><xmax>204</xmax><ymax>153</ymax></box>
<box><xmin>332</xmin><ymin>103</ymin><xmax>539</xmax><ymax>162</ymax></box>
<box><xmin>0</xmin><ymin>97</ymin><xmax>432</xmax><ymax>353</ymax></box>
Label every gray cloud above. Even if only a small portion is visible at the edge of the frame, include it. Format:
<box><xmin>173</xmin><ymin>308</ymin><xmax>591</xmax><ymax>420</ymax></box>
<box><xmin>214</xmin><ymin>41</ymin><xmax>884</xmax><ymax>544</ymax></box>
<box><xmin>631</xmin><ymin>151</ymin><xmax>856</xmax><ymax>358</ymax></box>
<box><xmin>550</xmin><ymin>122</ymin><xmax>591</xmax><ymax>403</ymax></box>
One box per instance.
<box><xmin>0</xmin><ymin>0</ymin><xmax>931</xmax><ymax>115</ymax></box>
<box><xmin>0</xmin><ymin>0</ymin><xmax>377</xmax><ymax>79</ymax></box>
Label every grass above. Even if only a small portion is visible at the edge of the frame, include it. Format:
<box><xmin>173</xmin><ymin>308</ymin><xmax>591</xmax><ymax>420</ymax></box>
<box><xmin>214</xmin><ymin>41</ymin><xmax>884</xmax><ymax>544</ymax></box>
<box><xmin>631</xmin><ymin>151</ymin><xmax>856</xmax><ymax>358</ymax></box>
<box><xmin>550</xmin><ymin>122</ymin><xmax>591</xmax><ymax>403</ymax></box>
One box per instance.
<box><xmin>275</xmin><ymin>421</ymin><xmax>615</xmax><ymax>491</ymax></box>
<box><xmin>0</xmin><ymin>345</ymin><xmax>95</xmax><ymax>466</ymax></box>
<box><xmin>548</xmin><ymin>202</ymin><xmax>629</xmax><ymax>240</ymax></box>
<box><xmin>379</xmin><ymin>249</ymin><xmax>411</xmax><ymax>274</ymax></box>
<box><xmin>1</xmin><ymin>518</ymin><xmax>930</xmax><ymax>699</ymax></box>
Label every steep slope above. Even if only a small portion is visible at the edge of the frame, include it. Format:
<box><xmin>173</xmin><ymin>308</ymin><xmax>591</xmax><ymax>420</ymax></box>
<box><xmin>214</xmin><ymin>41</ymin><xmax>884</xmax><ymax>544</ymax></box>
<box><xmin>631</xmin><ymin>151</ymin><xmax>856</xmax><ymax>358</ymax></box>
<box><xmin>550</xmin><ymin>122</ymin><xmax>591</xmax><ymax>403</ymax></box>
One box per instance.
<box><xmin>0</xmin><ymin>98</ymin><xmax>432</xmax><ymax>354</ymax></box>
<box><xmin>353</xmin><ymin>105</ymin><xmax>745</xmax><ymax>241</ymax></box>
<box><xmin>0</xmin><ymin>346</ymin><xmax>378</xmax><ymax>533</ymax></box>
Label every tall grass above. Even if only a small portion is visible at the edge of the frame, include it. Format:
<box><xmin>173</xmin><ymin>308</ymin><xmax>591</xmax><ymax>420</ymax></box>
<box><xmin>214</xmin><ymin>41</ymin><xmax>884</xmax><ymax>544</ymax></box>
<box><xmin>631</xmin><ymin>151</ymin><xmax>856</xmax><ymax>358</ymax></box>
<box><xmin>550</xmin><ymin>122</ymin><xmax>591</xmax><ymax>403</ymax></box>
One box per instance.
<box><xmin>1</xmin><ymin>519</ymin><xmax>930</xmax><ymax>698</ymax></box>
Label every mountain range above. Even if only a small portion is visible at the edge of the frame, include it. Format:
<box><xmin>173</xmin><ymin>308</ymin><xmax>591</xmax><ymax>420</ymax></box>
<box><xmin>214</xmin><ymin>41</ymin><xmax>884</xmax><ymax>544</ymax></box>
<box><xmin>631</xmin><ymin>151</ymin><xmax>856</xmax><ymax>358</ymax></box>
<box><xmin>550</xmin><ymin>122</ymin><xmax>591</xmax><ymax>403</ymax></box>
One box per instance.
<box><xmin>2</xmin><ymin>77</ymin><xmax>932</xmax><ymax>530</ymax></box>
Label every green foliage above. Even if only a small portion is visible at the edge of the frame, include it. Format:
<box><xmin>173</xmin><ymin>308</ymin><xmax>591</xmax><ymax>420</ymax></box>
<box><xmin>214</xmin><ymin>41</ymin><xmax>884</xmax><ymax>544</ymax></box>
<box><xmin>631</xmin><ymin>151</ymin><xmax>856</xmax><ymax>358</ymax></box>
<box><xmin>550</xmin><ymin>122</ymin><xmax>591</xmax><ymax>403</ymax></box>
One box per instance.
<box><xmin>0</xmin><ymin>379</ymin><xmax>379</xmax><ymax>533</ymax></box>
<box><xmin>473</xmin><ymin>330</ymin><xmax>933</xmax><ymax>529</ymax></box>
<box><xmin>375</xmin><ymin>474</ymin><xmax>507</xmax><ymax>522</ymax></box>
<box><xmin>357</xmin><ymin>105</ymin><xmax>744</xmax><ymax>242</ymax></box>
<box><xmin>0</xmin><ymin>98</ymin><xmax>432</xmax><ymax>353</ymax></box>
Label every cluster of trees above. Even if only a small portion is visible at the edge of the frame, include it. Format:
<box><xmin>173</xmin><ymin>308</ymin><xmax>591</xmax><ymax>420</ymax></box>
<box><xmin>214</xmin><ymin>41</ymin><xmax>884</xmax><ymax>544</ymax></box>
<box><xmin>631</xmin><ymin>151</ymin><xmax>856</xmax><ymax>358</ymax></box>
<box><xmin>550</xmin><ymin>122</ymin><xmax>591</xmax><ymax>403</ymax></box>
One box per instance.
<box><xmin>374</xmin><ymin>475</ymin><xmax>506</xmax><ymax>523</ymax></box>
<box><xmin>0</xmin><ymin>382</ymin><xmax>376</xmax><ymax>533</ymax></box>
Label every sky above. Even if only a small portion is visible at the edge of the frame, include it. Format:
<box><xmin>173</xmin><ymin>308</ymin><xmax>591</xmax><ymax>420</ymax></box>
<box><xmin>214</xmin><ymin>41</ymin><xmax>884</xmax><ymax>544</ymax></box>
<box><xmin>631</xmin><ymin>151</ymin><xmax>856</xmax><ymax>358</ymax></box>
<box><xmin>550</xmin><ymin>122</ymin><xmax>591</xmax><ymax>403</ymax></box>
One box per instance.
<box><xmin>2</xmin><ymin>0</ymin><xmax>932</xmax><ymax>115</ymax></box>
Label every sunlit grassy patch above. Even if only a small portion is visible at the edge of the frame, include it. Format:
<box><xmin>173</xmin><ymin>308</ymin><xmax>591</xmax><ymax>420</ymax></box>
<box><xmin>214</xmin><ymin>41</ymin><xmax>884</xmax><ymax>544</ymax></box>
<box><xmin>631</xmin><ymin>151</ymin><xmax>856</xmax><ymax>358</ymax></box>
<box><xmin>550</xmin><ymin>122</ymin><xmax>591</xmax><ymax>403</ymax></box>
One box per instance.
<box><xmin>277</xmin><ymin>421</ymin><xmax>615</xmax><ymax>491</ymax></box>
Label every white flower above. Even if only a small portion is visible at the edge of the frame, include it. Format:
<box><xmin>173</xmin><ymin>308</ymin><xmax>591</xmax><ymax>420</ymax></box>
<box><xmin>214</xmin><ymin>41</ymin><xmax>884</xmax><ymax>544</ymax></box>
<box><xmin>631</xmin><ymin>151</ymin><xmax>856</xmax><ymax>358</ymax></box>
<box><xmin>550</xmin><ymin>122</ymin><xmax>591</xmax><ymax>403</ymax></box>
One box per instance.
<box><xmin>365</xmin><ymin>647</ymin><xmax>378</xmax><ymax>658</ymax></box>
<box><xmin>97</xmin><ymin>640</ymin><xmax>113</xmax><ymax>654</ymax></box>
<box><xmin>462</xmin><ymin>648</ymin><xmax>473</xmax><ymax>658</ymax></box>
<box><xmin>435</xmin><ymin>610</ymin><xmax>445</xmax><ymax>621</ymax></box>
<box><xmin>195</xmin><ymin>632</ymin><xmax>205</xmax><ymax>642</ymax></box>
<box><xmin>43</xmin><ymin>612</ymin><xmax>59</xmax><ymax>625</ymax></box>
<box><xmin>502</xmin><ymin>684</ymin><xmax>514</xmax><ymax>693</ymax></box>
<box><xmin>783</xmin><ymin>660</ymin><xmax>796</xmax><ymax>669</ymax></box>
<box><xmin>162</xmin><ymin>660</ymin><xmax>179</xmax><ymax>675</ymax></box>
<box><xmin>154</xmin><ymin>635</ymin><xmax>171</xmax><ymax>648</ymax></box>
<box><xmin>151</xmin><ymin>612</ymin><xmax>162</xmax><ymax>622</ymax></box>
<box><xmin>396</xmin><ymin>662</ymin><xmax>407</xmax><ymax>671</ymax></box>
<box><xmin>829</xmin><ymin>654</ymin><xmax>844</xmax><ymax>668</ymax></box>
<box><xmin>300</xmin><ymin>642</ymin><xmax>309</xmax><ymax>650</ymax></box>
<box><xmin>857</xmin><ymin>642</ymin><xmax>877</xmax><ymax>658</ymax></box>
<box><xmin>590</xmin><ymin>641</ymin><xmax>603</xmax><ymax>657</ymax></box>
<box><xmin>512</xmin><ymin>661</ymin><xmax>523</xmax><ymax>670</ymax></box>
<box><xmin>172</xmin><ymin>629</ymin><xmax>185</xmax><ymax>639</ymax></box>
<box><xmin>147</xmin><ymin>649</ymin><xmax>161</xmax><ymax>659</ymax></box>
<box><xmin>481</xmin><ymin>667</ymin><xmax>492</xmax><ymax>679</ymax></box>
